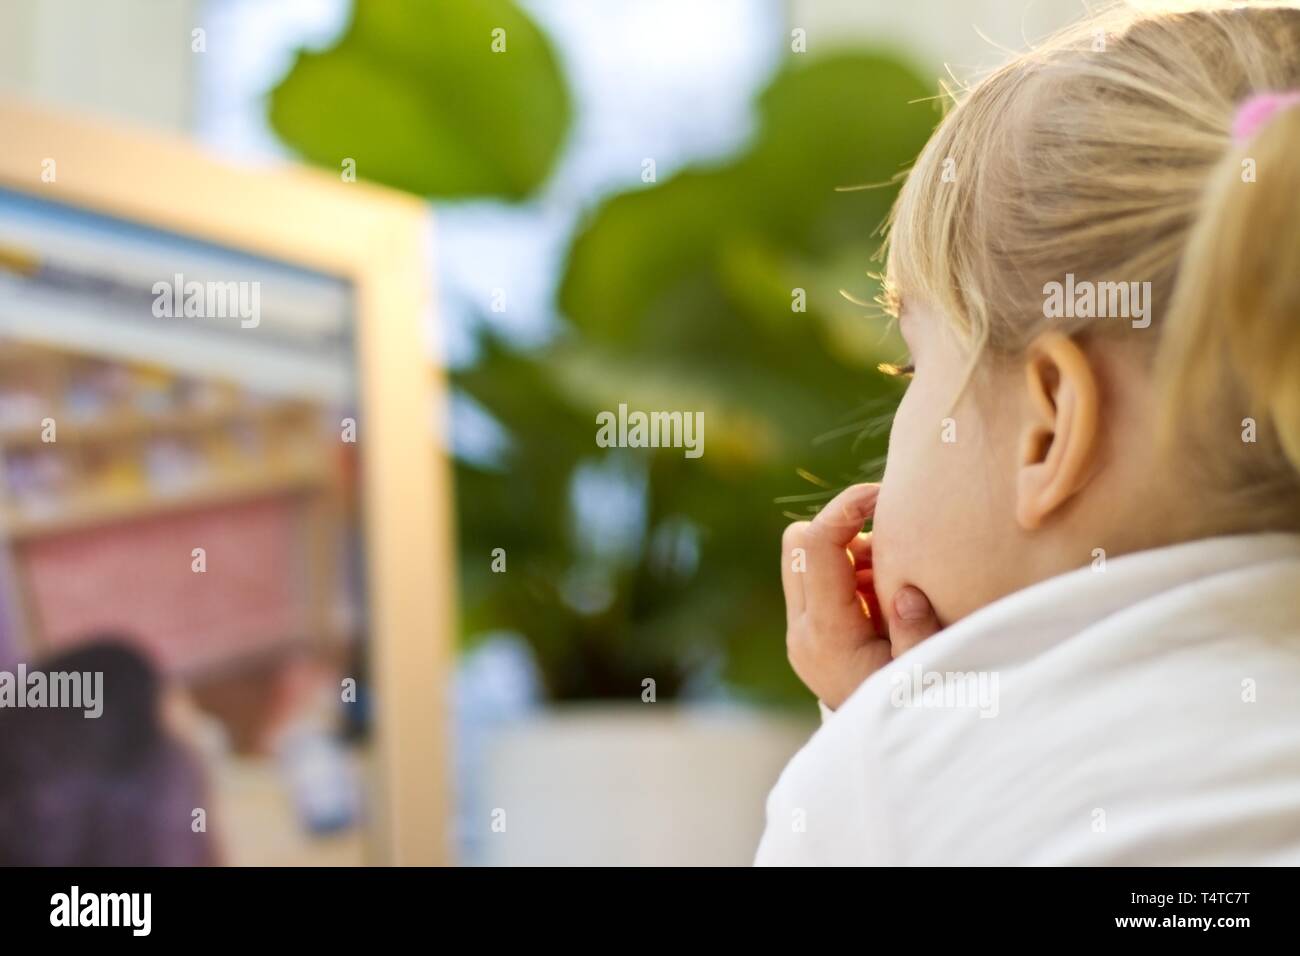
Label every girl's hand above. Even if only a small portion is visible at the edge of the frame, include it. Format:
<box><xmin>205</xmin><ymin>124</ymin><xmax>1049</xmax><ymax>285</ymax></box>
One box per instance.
<box><xmin>781</xmin><ymin>483</ymin><xmax>941</xmax><ymax>710</ymax></box>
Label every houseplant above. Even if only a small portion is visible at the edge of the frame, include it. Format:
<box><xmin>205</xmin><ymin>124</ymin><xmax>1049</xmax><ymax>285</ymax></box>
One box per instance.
<box><xmin>270</xmin><ymin>0</ymin><xmax>934</xmax><ymax>862</ymax></box>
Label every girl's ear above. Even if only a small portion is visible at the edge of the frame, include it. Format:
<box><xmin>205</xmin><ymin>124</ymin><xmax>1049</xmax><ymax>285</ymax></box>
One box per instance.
<box><xmin>1015</xmin><ymin>331</ymin><xmax>1100</xmax><ymax>530</ymax></box>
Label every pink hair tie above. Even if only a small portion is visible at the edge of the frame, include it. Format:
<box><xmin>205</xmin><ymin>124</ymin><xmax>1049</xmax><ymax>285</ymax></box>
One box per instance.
<box><xmin>1232</xmin><ymin>90</ymin><xmax>1300</xmax><ymax>145</ymax></box>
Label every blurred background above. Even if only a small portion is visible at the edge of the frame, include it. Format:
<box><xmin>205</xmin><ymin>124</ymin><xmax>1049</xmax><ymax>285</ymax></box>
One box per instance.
<box><xmin>0</xmin><ymin>0</ymin><xmax>1090</xmax><ymax>865</ymax></box>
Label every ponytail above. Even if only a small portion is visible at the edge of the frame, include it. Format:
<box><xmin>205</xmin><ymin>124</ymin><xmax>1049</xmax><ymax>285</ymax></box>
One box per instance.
<box><xmin>1158</xmin><ymin>100</ymin><xmax>1300</xmax><ymax>519</ymax></box>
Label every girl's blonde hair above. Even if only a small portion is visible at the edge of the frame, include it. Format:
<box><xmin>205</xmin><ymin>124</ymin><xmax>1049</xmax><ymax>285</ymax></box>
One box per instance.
<box><xmin>885</xmin><ymin>1</ymin><xmax>1300</xmax><ymax>529</ymax></box>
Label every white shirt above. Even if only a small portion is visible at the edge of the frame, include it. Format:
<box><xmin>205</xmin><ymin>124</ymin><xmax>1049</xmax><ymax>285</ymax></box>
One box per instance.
<box><xmin>755</xmin><ymin>534</ymin><xmax>1300</xmax><ymax>865</ymax></box>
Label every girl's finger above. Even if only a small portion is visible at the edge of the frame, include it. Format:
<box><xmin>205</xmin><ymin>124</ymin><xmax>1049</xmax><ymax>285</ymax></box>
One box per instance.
<box><xmin>848</xmin><ymin>531</ymin><xmax>872</xmax><ymax>569</ymax></box>
<box><xmin>808</xmin><ymin>483</ymin><xmax>879</xmax><ymax>547</ymax></box>
<box><xmin>780</xmin><ymin>521</ymin><xmax>810</xmax><ymax>625</ymax></box>
<box><xmin>856</xmin><ymin>568</ymin><xmax>886</xmax><ymax>639</ymax></box>
<box><xmin>889</xmin><ymin>585</ymin><xmax>941</xmax><ymax>654</ymax></box>
<box><xmin>803</xmin><ymin>485</ymin><xmax>879</xmax><ymax>641</ymax></box>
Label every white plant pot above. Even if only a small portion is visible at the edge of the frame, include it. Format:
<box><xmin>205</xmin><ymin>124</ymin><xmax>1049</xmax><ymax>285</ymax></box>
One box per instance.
<box><xmin>479</xmin><ymin>702</ymin><xmax>816</xmax><ymax>866</ymax></box>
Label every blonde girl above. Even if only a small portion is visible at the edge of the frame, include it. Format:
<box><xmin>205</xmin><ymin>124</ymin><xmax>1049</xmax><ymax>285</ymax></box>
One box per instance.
<box><xmin>761</xmin><ymin>1</ymin><xmax>1300</xmax><ymax>865</ymax></box>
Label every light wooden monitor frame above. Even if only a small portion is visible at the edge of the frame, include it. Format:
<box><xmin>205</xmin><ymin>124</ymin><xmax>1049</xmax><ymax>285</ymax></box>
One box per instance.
<box><xmin>0</xmin><ymin>96</ymin><xmax>454</xmax><ymax>866</ymax></box>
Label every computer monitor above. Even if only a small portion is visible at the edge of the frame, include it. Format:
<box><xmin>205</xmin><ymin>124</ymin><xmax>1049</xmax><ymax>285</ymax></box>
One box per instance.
<box><xmin>0</xmin><ymin>96</ymin><xmax>452</xmax><ymax>865</ymax></box>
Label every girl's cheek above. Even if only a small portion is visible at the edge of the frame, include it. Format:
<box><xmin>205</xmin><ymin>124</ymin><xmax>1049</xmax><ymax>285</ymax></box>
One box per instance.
<box><xmin>872</xmin><ymin>393</ymin><xmax>925</xmax><ymax>611</ymax></box>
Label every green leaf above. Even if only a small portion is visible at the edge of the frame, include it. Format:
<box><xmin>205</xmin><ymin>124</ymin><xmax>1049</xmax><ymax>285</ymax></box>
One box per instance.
<box><xmin>558</xmin><ymin>51</ymin><xmax>934</xmax><ymax>376</ymax></box>
<box><xmin>448</xmin><ymin>50</ymin><xmax>935</xmax><ymax>704</ymax></box>
<box><xmin>268</xmin><ymin>0</ymin><xmax>572</xmax><ymax>200</ymax></box>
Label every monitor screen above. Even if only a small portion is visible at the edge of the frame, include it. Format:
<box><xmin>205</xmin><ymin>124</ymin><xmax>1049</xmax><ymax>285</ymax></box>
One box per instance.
<box><xmin>0</xmin><ymin>187</ymin><xmax>381</xmax><ymax>865</ymax></box>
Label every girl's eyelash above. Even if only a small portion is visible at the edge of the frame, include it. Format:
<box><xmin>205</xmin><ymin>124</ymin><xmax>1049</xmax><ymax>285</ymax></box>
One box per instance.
<box><xmin>877</xmin><ymin>361</ymin><xmax>915</xmax><ymax>379</ymax></box>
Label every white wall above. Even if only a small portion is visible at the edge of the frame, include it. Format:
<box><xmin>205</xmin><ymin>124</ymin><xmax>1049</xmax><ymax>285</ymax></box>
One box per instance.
<box><xmin>787</xmin><ymin>0</ymin><xmax>1089</xmax><ymax>77</ymax></box>
<box><xmin>0</xmin><ymin>0</ymin><xmax>199</xmax><ymax>131</ymax></box>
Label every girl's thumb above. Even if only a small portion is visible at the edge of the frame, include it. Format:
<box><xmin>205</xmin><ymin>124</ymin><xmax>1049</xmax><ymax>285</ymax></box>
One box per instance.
<box><xmin>890</xmin><ymin>585</ymin><xmax>941</xmax><ymax>654</ymax></box>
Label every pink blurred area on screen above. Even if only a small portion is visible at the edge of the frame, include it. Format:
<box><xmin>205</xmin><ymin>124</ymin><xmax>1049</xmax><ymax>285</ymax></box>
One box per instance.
<box><xmin>21</xmin><ymin>497</ymin><xmax>309</xmax><ymax>674</ymax></box>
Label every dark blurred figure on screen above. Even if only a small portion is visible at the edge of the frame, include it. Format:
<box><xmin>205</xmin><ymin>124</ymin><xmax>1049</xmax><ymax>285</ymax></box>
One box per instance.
<box><xmin>0</xmin><ymin>638</ymin><xmax>216</xmax><ymax>866</ymax></box>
